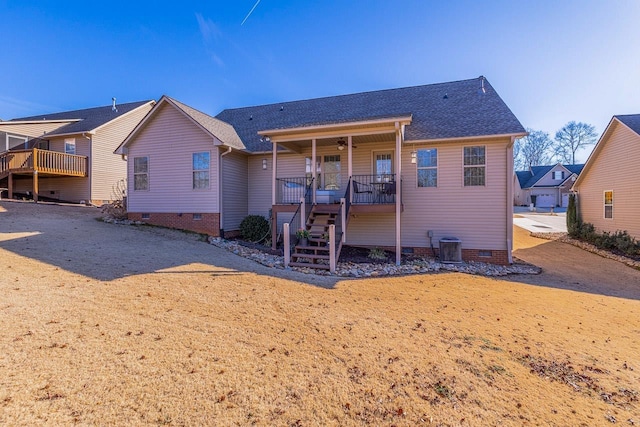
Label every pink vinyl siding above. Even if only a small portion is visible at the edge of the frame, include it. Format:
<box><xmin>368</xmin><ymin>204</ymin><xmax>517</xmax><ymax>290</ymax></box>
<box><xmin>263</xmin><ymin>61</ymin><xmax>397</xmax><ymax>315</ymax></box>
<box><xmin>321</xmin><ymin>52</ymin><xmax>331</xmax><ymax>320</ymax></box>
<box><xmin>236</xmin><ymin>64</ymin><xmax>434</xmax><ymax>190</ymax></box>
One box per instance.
<box><xmin>248</xmin><ymin>155</ymin><xmax>273</xmax><ymax>218</ymax></box>
<box><xmin>347</xmin><ymin>139</ymin><xmax>510</xmax><ymax>250</ymax></box>
<box><xmin>575</xmin><ymin>122</ymin><xmax>640</xmax><ymax>239</ymax></box>
<box><xmin>126</xmin><ymin>103</ymin><xmax>220</xmax><ymax>213</ymax></box>
<box><xmin>221</xmin><ymin>149</ymin><xmax>248</xmax><ymax>232</ymax></box>
<box><xmin>255</xmin><ymin>138</ymin><xmax>510</xmax><ymax>251</ymax></box>
<box><xmin>90</xmin><ymin>102</ymin><xmax>153</xmax><ymax>202</ymax></box>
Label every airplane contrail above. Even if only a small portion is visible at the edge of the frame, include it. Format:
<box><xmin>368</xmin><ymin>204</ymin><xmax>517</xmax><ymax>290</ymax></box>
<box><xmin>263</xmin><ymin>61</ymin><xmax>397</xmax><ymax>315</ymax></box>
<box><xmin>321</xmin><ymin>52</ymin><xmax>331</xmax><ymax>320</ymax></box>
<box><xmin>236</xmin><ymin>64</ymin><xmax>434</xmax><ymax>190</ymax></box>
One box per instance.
<box><xmin>241</xmin><ymin>0</ymin><xmax>262</xmax><ymax>25</ymax></box>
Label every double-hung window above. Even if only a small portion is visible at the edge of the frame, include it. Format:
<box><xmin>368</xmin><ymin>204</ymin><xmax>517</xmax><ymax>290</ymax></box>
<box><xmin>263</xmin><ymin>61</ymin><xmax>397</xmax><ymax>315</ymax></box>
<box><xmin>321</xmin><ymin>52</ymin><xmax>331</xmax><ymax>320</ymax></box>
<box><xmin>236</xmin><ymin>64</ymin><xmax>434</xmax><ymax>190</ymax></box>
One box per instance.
<box><xmin>463</xmin><ymin>146</ymin><xmax>486</xmax><ymax>186</ymax></box>
<box><xmin>604</xmin><ymin>190</ymin><xmax>613</xmax><ymax>219</ymax></box>
<box><xmin>193</xmin><ymin>152</ymin><xmax>210</xmax><ymax>189</ymax></box>
<box><xmin>133</xmin><ymin>157</ymin><xmax>149</xmax><ymax>190</ymax></box>
<box><xmin>417</xmin><ymin>148</ymin><xmax>437</xmax><ymax>187</ymax></box>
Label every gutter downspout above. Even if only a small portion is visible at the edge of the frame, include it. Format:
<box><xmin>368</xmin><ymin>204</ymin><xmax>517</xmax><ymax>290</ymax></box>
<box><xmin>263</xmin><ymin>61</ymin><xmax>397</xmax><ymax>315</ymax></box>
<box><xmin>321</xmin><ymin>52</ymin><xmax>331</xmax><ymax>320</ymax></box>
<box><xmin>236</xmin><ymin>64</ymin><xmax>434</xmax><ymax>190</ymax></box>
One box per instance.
<box><xmin>506</xmin><ymin>137</ymin><xmax>515</xmax><ymax>264</ymax></box>
<box><xmin>219</xmin><ymin>145</ymin><xmax>233</xmax><ymax>237</ymax></box>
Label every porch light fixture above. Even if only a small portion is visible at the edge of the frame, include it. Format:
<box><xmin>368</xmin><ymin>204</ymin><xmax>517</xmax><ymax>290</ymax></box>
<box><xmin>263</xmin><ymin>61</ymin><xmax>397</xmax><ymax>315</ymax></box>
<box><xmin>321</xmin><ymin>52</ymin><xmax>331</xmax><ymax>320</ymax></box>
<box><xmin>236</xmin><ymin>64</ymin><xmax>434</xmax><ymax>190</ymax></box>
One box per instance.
<box><xmin>262</xmin><ymin>159</ymin><xmax>267</xmax><ymax>170</ymax></box>
<box><xmin>411</xmin><ymin>151</ymin><xmax>417</xmax><ymax>164</ymax></box>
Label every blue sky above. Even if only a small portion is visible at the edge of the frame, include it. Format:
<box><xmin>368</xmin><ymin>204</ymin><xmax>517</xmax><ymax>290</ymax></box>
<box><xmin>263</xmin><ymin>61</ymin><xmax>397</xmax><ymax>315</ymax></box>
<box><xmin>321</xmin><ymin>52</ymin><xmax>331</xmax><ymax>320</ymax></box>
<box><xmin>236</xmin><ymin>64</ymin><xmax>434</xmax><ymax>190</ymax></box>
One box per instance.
<box><xmin>2</xmin><ymin>1</ymin><xmax>639</xmax><ymax>161</ymax></box>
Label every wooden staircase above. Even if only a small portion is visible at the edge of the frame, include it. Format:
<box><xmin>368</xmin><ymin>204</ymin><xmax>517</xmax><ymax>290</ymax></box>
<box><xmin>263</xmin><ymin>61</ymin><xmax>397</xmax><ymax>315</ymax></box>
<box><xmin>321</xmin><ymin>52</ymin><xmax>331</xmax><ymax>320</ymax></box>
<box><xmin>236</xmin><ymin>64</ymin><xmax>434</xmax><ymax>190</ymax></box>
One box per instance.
<box><xmin>290</xmin><ymin>204</ymin><xmax>343</xmax><ymax>270</ymax></box>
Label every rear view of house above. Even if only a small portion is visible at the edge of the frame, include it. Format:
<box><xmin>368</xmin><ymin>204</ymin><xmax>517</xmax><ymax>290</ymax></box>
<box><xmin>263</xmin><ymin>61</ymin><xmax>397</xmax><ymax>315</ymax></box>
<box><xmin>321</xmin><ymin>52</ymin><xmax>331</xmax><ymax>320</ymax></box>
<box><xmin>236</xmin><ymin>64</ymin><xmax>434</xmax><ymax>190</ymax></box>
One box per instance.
<box><xmin>572</xmin><ymin>114</ymin><xmax>640</xmax><ymax>239</ymax></box>
<box><xmin>120</xmin><ymin>77</ymin><xmax>526</xmax><ymax>267</ymax></box>
<box><xmin>0</xmin><ymin>99</ymin><xmax>154</xmax><ymax>204</ymax></box>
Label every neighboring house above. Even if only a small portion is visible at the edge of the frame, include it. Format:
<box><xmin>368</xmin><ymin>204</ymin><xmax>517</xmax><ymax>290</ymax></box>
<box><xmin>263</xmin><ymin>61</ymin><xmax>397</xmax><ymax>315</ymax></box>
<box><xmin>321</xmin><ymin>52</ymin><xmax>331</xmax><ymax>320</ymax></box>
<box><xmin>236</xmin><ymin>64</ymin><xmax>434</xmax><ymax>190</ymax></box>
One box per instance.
<box><xmin>572</xmin><ymin>114</ymin><xmax>640</xmax><ymax>240</ymax></box>
<box><xmin>514</xmin><ymin>163</ymin><xmax>584</xmax><ymax>208</ymax></box>
<box><xmin>118</xmin><ymin>76</ymin><xmax>526</xmax><ymax>267</ymax></box>
<box><xmin>0</xmin><ymin>100</ymin><xmax>155</xmax><ymax>204</ymax></box>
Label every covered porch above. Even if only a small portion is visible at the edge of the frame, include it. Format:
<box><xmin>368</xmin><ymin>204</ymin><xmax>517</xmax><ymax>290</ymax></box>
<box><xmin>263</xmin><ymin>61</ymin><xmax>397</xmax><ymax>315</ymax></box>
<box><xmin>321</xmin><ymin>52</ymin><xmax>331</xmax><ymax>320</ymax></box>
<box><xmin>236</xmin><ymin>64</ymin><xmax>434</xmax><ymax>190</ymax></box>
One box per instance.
<box><xmin>263</xmin><ymin>115</ymin><xmax>412</xmax><ymax>269</ymax></box>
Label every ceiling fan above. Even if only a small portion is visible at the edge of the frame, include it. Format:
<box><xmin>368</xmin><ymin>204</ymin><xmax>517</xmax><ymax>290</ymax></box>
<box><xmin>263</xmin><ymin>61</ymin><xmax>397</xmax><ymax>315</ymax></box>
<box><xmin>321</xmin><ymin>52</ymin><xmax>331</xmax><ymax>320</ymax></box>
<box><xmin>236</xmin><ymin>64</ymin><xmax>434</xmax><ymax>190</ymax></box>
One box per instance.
<box><xmin>336</xmin><ymin>138</ymin><xmax>356</xmax><ymax>151</ymax></box>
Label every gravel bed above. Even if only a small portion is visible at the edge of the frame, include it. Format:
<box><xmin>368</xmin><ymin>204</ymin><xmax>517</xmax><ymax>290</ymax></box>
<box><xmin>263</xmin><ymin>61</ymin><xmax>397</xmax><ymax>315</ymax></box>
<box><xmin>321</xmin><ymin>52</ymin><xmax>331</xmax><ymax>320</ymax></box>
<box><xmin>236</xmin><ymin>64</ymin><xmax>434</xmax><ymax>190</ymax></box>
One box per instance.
<box><xmin>208</xmin><ymin>237</ymin><xmax>541</xmax><ymax>278</ymax></box>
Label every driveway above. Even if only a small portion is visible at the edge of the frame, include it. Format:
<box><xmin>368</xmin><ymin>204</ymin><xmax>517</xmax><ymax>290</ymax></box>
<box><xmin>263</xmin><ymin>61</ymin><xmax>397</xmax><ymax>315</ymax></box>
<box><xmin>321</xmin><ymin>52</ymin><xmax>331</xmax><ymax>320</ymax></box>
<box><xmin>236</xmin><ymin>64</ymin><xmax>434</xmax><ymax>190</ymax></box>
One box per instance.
<box><xmin>513</xmin><ymin>211</ymin><xmax>567</xmax><ymax>233</ymax></box>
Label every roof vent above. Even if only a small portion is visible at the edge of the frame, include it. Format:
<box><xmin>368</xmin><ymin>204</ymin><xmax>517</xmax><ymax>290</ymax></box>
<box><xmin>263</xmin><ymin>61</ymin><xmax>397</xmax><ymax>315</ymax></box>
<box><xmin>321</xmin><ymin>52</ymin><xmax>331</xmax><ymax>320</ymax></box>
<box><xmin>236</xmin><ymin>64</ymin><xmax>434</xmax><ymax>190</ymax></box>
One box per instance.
<box><xmin>443</xmin><ymin>93</ymin><xmax>448</xmax><ymax>99</ymax></box>
<box><xmin>280</xmin><ymin>106</ymin><xmax>284</xmax><ymax>111</ymax></box>
<box><xmin>112</xmin><ymin>97</ymin><xmax>118</xmax><ymax>112</ymax></box>
<box><xmin>249</xmin><ymin>115</ymin><xmax>253</xmax><ymax>120</ymax></box>
<box><xmin>478</xmin><ymin>76</ymin><xmax>486</xmax><ymax>95</ymax></box>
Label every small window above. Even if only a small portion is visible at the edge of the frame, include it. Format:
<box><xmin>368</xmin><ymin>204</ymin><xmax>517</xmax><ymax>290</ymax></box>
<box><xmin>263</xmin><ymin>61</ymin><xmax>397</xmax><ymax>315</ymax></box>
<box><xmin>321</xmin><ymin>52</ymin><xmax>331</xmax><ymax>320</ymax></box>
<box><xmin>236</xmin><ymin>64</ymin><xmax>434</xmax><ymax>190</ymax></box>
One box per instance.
<box><xmin>134</xmin><ymin>157</ymin><xmax>149</xmax><ymax>190</ymax></box>
<box><xmin>193</xmin><ymin>213</ymin><xmax>202</xmax><ymax>220</ymax></box>
<box><xmin>463</xmin><ymin>146</ymin><xmax>485</xmax><ymax>186</ymax></box>
<box><xmin>141</xmin><ymin>213</ymin><xmax>150</xmax><ymax>220</ymax></box>
<box><xmin>64</xmin><ymin>138</ymin><xmax>76</xmax><ymax>155</ymax></box>
<box><xmin>553</xmin><ymin>171</ymin><xmax>565</xmax><ymax>180</ymax></box>
<box><xmin>193</xmin><ymin>152</ymin><xmax>210</xmax><ymax>189</ymax></box>
<box><xmin>417</xmin><ymin>148</ymin><xmax>437</xmax><ymax>187</ymax></box>
<box><xmin>604</xmin><ymin>191</ymin><xmax>613</xmax><ymax>219</ymax></box>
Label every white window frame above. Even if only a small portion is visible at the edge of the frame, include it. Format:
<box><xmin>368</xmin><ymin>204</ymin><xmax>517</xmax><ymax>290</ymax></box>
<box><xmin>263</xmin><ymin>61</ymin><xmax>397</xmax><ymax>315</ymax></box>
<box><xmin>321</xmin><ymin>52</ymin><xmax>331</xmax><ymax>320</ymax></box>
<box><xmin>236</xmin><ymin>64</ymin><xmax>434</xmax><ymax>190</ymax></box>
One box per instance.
<box><xmin>6</xmin><ymin>134</ymin><xmax>28</xmax><ymax>151</ymax></box>
<box><xmin>553</xmin><ymin>170</ymin><xmax>565</xmax><ymax>180</ymax></box>
<box><xmin>64</xmin><ymin>138</ymin><xmax>76</xmax><ymax>155</ymax></box>
<box><xmin>133</xmin><ymin>156</ymin><xmax>149</xmax><ymax>191</ymax></box>
<box><xmin>192</xmin><ymin>151</ymin><xmax>210</xmax><ymax>190</ymax></box>
<box><xmin>416</xmin><ymin>148</ymin><xmax>437</xmax><ymax>188</ymax></box>
<box><xmin>604</xmin><ymin>190</ymin><xmax>613</xmax><ymax>219</ymax></box>
<box><xmin>463</xmin><ymin>145</ymin><xmax>486</xmax><ymax>187</ymax></box>
<box><xmin>372</xmin><ymin>150</ymin><xmax>394</xmax><ymax>182</ymax></box>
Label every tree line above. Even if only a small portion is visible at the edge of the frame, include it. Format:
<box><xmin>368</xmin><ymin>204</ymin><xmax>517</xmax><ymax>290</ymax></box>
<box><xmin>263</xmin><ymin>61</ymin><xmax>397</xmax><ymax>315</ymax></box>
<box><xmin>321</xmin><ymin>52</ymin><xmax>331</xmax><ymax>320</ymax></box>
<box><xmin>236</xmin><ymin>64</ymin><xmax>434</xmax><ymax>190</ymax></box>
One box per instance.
<box><xmin>514</xmin><ymin>121</ymin><xmax>598</xmax><ymax>171</ymax></box>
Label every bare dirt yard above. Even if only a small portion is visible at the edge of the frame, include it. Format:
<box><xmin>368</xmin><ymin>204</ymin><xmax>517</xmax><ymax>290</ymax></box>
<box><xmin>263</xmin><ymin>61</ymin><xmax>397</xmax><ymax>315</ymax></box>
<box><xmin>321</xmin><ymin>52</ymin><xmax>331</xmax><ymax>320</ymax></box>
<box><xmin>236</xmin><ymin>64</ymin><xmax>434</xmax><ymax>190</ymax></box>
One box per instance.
<box><xmin>1</xmin><ymin>201</ymin><xmax>639</xmax><ymax>426</ymax></box>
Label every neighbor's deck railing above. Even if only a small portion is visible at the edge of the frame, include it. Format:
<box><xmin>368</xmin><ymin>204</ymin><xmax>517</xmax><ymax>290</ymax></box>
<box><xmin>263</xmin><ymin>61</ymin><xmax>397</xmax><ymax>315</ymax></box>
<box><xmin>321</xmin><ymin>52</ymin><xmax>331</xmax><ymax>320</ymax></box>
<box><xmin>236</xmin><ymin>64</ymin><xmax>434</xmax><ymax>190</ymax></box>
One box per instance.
<box><xmin>0</xmin><ymin>148</ymin><xmax>87</xmax><ymax>177</ymax></box>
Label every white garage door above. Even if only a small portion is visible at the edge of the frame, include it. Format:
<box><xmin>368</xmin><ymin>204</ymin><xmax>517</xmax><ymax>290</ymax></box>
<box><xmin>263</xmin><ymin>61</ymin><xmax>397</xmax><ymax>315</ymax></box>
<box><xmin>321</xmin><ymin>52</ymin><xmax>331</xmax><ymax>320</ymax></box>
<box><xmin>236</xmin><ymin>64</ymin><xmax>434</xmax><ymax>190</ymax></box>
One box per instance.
<box><xmin>535</xmin><ymin>194</ymin><xmax>555</xmax><ymax>208</ymax></box>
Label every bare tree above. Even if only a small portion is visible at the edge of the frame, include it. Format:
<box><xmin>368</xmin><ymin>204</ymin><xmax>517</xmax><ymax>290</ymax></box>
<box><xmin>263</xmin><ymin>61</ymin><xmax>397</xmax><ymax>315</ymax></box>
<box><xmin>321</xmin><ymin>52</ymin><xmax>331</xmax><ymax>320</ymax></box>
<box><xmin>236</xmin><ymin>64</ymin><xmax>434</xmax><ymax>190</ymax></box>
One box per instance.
<box><xmin>514</xmin><ymin>128</ymin><xmax>554</xmax><ymax>170</ymax></box>
<box><xmin>554</xmin><ymin>121</ymin><xmax>598</xmax><ymax>165</ymax></box>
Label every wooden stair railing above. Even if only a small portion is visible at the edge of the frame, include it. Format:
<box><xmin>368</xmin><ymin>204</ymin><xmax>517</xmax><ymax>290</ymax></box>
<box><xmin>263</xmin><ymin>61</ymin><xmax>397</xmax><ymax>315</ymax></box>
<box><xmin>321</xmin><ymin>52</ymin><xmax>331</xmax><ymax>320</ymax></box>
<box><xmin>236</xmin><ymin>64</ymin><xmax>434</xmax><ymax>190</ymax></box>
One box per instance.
<box><xmin>289</xmin><ymin>205</ymin><xmax>342</xmax><ymax>270</ymax></box>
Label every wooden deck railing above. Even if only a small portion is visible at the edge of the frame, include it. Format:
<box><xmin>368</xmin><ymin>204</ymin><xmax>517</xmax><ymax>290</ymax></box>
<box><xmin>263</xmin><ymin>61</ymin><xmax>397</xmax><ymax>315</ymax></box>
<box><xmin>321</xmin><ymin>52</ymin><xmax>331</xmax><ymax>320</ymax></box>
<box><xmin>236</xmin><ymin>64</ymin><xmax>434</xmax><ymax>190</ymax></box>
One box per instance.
<box><xmin>0</xmin><ymin>148</ymin><xmax>87</xmax><ymax>178</ymax></box>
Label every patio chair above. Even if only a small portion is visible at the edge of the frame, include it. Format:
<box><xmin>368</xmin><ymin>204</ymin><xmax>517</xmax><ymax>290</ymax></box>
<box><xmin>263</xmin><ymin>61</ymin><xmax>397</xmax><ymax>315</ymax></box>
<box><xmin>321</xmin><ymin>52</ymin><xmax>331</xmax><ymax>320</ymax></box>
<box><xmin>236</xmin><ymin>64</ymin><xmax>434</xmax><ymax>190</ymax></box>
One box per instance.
<box><xmin>353</xmin><ymin>180</ymin><xmax>373</xmax><ymax>203</ymax></box>
<box><xmin>383</xmin><ymin>181</ymin><xmax>396</xmax><ymax>203</ymax></box>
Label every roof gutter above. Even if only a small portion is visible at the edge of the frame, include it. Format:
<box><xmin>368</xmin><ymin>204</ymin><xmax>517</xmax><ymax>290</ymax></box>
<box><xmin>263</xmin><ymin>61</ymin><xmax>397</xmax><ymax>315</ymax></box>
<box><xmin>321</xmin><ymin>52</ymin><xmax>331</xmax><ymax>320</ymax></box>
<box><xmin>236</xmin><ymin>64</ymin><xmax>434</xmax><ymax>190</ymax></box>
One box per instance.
<box><xmin>258</xmin><ymin>115</ymin><xmax>413</xmax><ymax>137</ymax></box>
<box><xmin>406</xmin><ymin>131</ymin><xmax>528</xmax><ymax>145</ymax></box>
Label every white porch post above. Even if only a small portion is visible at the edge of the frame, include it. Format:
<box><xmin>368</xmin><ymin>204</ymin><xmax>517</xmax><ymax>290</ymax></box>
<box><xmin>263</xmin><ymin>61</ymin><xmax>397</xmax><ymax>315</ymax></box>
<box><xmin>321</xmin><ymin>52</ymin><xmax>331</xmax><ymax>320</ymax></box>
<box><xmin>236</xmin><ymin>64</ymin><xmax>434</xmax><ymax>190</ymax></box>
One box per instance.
<box><xmin>312</xmin><ymin>138</ymin><xmax>317</xmax><ymax>204</ymax></box>
<box><xmin>329</xmin><ymin>224</ymin><xmax>336</xmax><ymax>273</ymax></box>
<box><xmin>340</xmin><ymin>197</ymin><xmax>347</xmax><ymax>243</ymax></box>
<box><xmin>348</xmin><ymin>135</ymin><xmax>353</xmax><ymax>203</ymax></box>
<box><xmin>283</xmin><ymin>222</ymin><xmax>290</xmax><ymax>267</ymax></box>
<box><xmin>271</xmin><ymin>141</ymin><xmax>277</xmax><ymax>206</ymax></box>
<box><xmin>395</xmin><ymin>123</ymin><xmax>402</xmax><ymax>265</ymax></box>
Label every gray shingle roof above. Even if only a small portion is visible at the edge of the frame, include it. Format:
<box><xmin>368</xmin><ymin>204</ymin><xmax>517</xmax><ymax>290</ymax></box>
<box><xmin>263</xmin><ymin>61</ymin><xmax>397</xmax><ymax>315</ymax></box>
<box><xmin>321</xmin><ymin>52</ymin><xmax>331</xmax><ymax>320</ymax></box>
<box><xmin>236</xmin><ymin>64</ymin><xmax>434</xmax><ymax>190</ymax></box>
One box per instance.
<box><xmin>615</xmin><ymin>114</ymin><xmax>640</xmax><ymax>135</ymax></box>
<box><xmin>166</xmin><ymin>97</ymin><xmax>245</xmax><ymax>150</ymax></box>
<box><xmin>11</xmin><ymin>100</ymin><xmax>153</xmax><ymax>136</ymax></box>
<box><xmin>516</xmin><ymin>164</ymin><xmax>584</xmax><ymax>188</ymax></box>
<box><xmin>216</xmin><ymin>76</ymin><xmax>526</xmax><ymax>152</ymax></box>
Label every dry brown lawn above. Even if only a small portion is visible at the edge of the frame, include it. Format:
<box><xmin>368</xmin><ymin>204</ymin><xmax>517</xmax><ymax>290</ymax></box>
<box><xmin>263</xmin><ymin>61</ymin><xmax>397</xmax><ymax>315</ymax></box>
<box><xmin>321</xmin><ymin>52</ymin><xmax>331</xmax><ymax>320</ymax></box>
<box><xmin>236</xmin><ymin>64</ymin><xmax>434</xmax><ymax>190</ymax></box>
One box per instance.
<box><xmin>0</xmin><ymin>201</ymin><xmax>639</xmax><ymax>426</ymax></box>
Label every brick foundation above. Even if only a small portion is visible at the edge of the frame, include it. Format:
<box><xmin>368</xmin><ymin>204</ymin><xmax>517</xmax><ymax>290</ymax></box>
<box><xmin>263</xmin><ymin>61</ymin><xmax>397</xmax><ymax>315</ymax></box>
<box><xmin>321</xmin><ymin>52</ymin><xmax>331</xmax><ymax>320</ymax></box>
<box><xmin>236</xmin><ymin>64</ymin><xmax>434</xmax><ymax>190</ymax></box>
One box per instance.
<box><xmin>410</xmin><ymin>247</ymin><xmax>509</xmax><ymax>265</ymax></box>
<box><xmin>128</xmin><ymin>212</ymin><xmax>221</xmax><ymax>236</ymax></box>
<box><xmin>367</xmin><ymin>246</ymin><xmax>511</xmax><ymax>265</ymax></box>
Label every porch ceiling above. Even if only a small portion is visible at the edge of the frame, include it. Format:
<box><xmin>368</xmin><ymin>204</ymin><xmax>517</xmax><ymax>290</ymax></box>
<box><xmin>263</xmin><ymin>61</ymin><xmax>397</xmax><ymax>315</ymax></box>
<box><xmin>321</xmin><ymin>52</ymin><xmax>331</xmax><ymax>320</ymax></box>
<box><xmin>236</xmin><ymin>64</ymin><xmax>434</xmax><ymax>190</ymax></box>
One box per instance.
<box><xmin>277</xmin><ymin>132</ymin><xmax>397</xmax><ymax>152</ymax></box>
